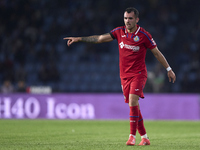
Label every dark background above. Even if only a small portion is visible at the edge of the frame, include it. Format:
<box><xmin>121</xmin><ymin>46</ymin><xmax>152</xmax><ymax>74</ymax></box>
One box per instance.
<box><xmin>0</xmin><ymin>0</ymin><xmax>200</xmax><ymax>93</ymax></box>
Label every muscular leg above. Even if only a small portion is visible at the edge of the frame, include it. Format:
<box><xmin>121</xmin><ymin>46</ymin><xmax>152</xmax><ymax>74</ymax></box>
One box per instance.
<box><xmin>138</xmin><ymin>104</ymin><xmax>147</xmax><ymax>137</ymax></box>
<box><xmin>129</xmin><ymin>94</ymin><xmax>147</xmax><ymax>137</ymax></box>
<box><xmin>128</xmin><ymin>94</ymin><xmax>139</xmax><ymax>136</ymax></box>
<box><xmin>138</xmin><ymin>104</ymin><xmax>150</xmax><ymax>145</ymax></box>
<box><xmin>129</xmin><ymin>94</ymin><xmax>139</xmax><ymax>106</ymax></box>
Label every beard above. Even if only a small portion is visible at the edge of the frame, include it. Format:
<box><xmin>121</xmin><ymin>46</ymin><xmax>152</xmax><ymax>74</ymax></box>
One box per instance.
<box><xmin>126</xmin><ymin>24</ymin><xmax>136</xmax><ymax>31</ymax></box>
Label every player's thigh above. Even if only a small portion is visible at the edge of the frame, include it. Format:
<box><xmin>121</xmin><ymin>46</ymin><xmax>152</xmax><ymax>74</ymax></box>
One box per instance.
<box><xmin>121</xmin><ymin>78</ymin><xmax>131</xmax><ymax>103</ymax></box>
<box><xmin>129</xmin><ymin>75</ymin><xmax>147</xmax><ymax>98</ymax></box>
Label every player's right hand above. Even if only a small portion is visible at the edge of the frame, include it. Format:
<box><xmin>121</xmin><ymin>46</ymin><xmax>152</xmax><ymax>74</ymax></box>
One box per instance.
<box><xmin>63</xmin><ymin>37</ymin><xmax>81</xmax><ymax>46</ymax></box>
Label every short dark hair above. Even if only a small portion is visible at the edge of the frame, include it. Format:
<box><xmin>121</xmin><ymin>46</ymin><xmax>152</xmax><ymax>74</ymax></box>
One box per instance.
<box><xmin>125</xmin><ymin>7</ymin><xmax>139</xmax><ymax>18</ymax></box>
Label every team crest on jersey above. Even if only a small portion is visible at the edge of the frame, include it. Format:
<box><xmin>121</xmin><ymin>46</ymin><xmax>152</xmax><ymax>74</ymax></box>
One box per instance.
<box><xmin>133</xmin><ymin>36</ymin><xmax>140</xmax><ymax>42</ymax></box>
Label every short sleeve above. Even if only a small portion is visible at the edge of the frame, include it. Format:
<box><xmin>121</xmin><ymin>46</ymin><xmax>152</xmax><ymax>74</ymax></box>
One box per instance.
<box><xmin>110</xmin><ymin>26</ymin><xmax>124</xmax><ymax>41</ymax></box>
<box><xmin>142</xmin><ymin>31</ymin><xmax>157</xmax><ymax>50</ymax></box>
<box><xmin>109</xmin><ymin>32</ymin><xmax>115</xmax><ymax>39</ymax></box>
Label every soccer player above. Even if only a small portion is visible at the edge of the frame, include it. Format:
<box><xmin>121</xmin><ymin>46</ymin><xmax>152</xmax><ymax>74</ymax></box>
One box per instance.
<box><xmin>63</xmin><ymin>7</ymin><xmax>176</xmax><ymax>146</ymax></box>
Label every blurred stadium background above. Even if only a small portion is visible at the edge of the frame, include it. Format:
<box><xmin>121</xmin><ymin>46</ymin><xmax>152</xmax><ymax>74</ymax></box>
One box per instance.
<box><xmin>1</xmin><ymin>2</ymin><xmax>200</xmax><ymax>149</ymax></box>
<box><xmin>0</xmin><ymin>0</ymin><xmax>200</xmax><ymax>93</ymax></box>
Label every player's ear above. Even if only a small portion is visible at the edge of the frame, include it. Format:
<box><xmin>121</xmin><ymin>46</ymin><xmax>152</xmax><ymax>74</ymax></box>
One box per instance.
<box><xmin>136</xmin><ymin>17</ymin><xmax>139</xmax><ymax>23</ymax></box>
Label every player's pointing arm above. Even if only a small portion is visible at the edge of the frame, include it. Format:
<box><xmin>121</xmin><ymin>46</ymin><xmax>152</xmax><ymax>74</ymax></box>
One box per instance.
<box><xmin>63</xmin><ymin>33</ymin><xmax>114</xmax><ymax>47</ymax></box>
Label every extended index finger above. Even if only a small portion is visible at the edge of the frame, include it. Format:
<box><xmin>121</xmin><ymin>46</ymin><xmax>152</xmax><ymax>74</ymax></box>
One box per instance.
<box><xmin>63</xmin><ymin>37</ymin><xmax>71</xmax><ymax>40</ymax></box>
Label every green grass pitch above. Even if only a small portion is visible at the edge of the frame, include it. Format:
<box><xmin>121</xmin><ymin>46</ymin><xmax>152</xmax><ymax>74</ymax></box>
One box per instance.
<box><xmin>0</xmin><ymin>120</ymin><xmax>200</xmax><ymax>150</ymax></box>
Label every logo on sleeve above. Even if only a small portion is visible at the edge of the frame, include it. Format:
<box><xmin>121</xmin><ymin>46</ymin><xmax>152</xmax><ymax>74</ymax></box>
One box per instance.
<box><xmin>151</xmin><ymin>38</ymin><xmax>156</xmax><ymax>45</ymax></box>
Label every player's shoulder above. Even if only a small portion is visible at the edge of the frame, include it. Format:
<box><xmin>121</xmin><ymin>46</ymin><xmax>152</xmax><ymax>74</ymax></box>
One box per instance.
<box><xmin>138</xmin><ymin>26</ymin><xmax>153</xmax><ymax>38</ymax></box>
<box><xmin>111</xmin><ymin>26</ymin><xmax>125</xmax><ymax>32</ymax></box>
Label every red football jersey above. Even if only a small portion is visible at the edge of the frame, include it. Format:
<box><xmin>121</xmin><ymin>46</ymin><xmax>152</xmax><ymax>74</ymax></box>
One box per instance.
<box><xmin>110</xmin><ymin>25</ymin><xmax>157</xmax><ymax>79</ymax></box>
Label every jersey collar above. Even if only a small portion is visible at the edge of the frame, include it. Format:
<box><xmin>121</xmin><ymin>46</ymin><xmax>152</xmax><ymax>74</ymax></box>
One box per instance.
<box><xmin>125</xmin><ymin>24</ymin><xmax>140</xmax><ymax>35</ymax></box>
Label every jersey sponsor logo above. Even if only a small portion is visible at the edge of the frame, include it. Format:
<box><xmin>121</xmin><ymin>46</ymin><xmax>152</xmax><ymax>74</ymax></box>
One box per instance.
<box><xmin>133</xmin><ymin>35</ymin><xmax>140</xmax><ymax>42</ymax></box>
<box><xmin>121</xmin><ymin>35</ymin><xmax>126</xmax><ymax>37</ymax></box>
<box><xmin>119</xmin><ymin>42</ymin><xmax>140</xmax><ymax>52</ymax></box>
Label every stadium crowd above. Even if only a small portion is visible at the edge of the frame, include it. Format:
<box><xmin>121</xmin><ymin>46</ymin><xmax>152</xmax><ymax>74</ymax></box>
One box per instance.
<box><xmin>0</xmin><ymin>0</ymin><xmax>200</xmax><ymax>93</ymax></box>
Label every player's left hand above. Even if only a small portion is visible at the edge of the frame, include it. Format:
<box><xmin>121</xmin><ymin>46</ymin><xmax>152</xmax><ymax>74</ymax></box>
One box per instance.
<box><xmin>167</xmin><ymin>70</ymin><xmax>176</xmax><ymax>83</ymax></box>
